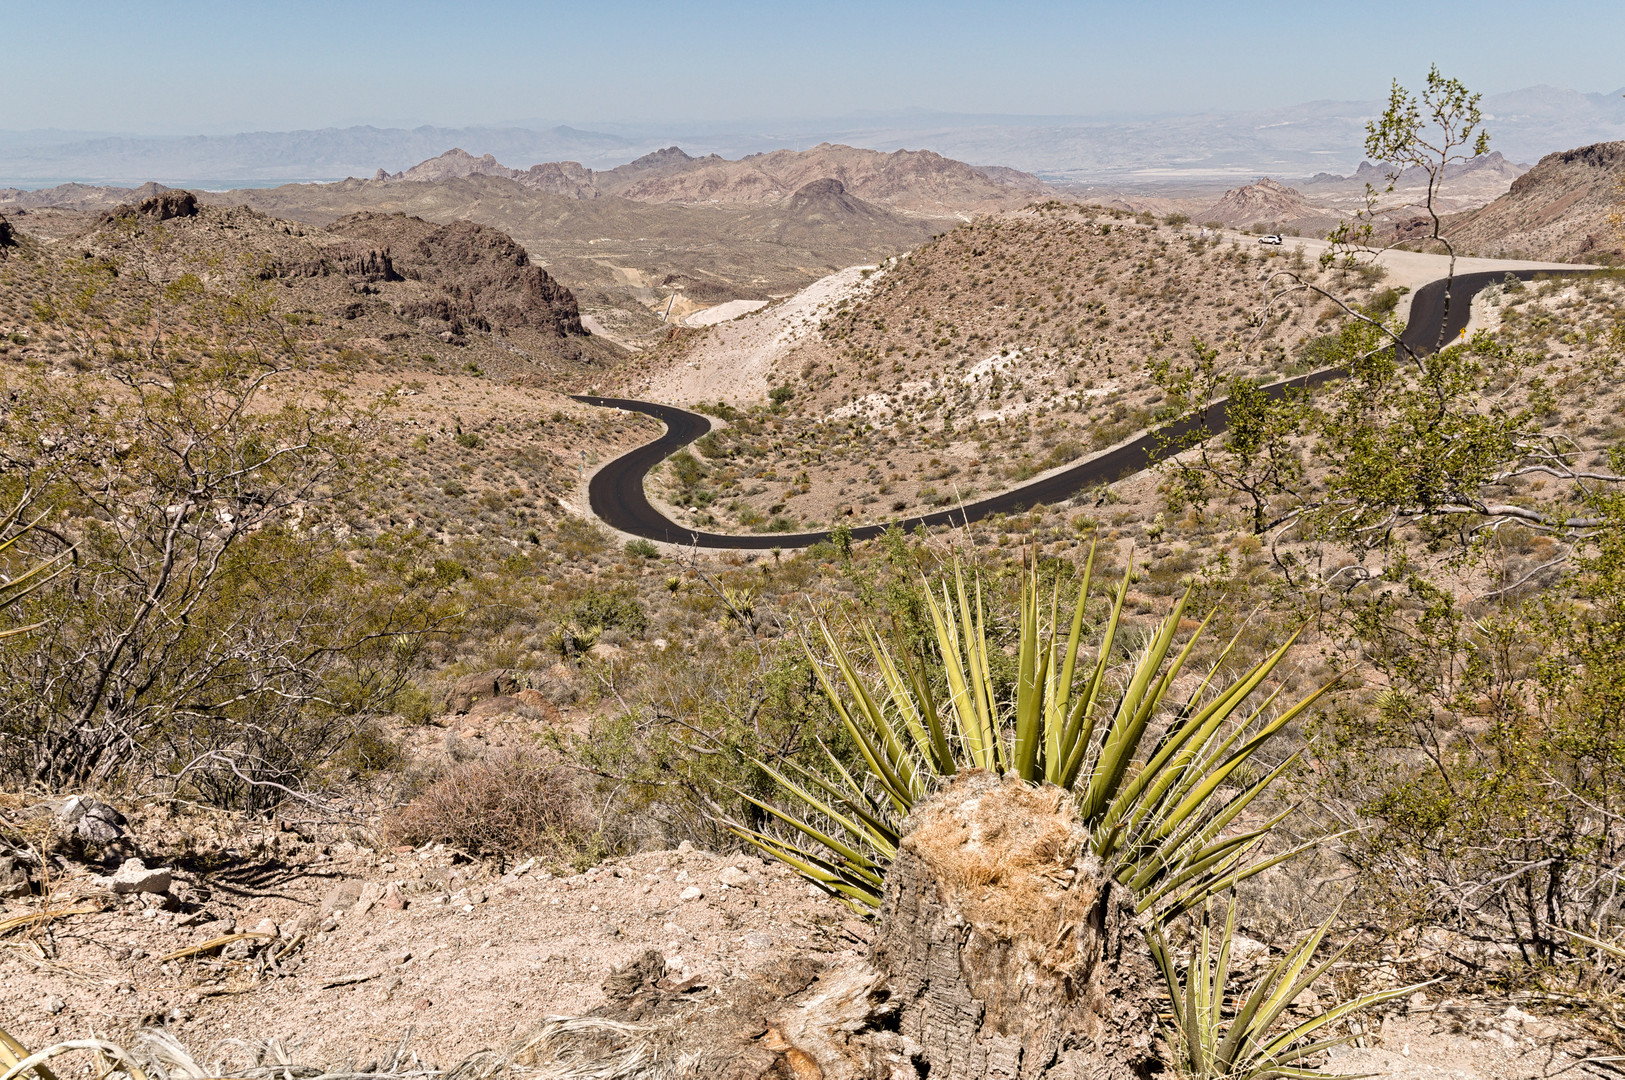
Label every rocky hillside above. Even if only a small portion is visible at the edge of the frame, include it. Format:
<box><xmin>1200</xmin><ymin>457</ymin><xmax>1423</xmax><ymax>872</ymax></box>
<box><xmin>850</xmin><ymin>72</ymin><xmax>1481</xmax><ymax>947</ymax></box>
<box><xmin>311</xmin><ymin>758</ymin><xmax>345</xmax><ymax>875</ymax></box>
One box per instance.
<box><xmin>381</xmin><ymin>143</ymin><xmax>1052</xmax><ymax>215</ymax></box>
<box><xmin>0</xmin><ymin>180</ymin><xmax>176</xmax><ymax>212</ymax></box>
<box><xmin>1444</xmin><ymin>141</ymin><xmax>1625</xmax><ymax>262</ymax></box>
<box><xmin>629</xmin><ymin>203</ymin><xmax>1394</xmax><ymax>537</ymax></box>
<box><xmin>1195</xmin><ymin>177</ymin><xmax>1340</xmax><ymax>234</ymax></box>
<box><xmin>2</xmin><ymin>195</ymin><xmax>614</xmax><ymax>377</ymax></box>
<box><xmin>325</xmin><ymin>213</ymin><xmax>586</xmax><ymax>339</ymax></box>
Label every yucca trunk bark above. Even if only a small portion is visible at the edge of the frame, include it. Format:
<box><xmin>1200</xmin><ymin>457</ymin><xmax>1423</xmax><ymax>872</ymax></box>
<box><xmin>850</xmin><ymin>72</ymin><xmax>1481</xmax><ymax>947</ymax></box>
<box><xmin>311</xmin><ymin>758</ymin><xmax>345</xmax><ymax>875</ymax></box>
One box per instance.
<box><xmin>870</xmin><ymin>770</ymin><xmax>1160</xmax><ymax>1080</ymax></box>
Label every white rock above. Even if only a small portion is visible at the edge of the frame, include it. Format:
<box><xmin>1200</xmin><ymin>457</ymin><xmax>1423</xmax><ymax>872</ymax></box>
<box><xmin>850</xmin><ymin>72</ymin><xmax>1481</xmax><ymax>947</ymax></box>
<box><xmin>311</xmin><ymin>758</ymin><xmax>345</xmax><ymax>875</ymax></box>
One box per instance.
<box><xmin>110</xmin><ymin>858</ymin><xmax>172</xmax><ymax>895</ymax></box>
<box><xmin>718</xmin><ymin>866</ymin><xmax>751</xmax><ymax>888</ymax></box>
<box><xmin>677</xmin><ymin>840</ymin><xmax>694</xmax><ymax>854</ymax></box>
<box><xmin>679</xmin><ymin>886</ymin><xmax>704</xmax><ymax>902</ymax></box>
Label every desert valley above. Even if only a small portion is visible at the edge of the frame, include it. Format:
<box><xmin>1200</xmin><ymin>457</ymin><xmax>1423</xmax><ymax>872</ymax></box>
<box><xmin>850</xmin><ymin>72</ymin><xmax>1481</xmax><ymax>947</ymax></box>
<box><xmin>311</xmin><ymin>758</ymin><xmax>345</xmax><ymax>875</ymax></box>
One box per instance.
<box><xmin>3</xmin><ymin>22</ymin><xmax>1625</xmax><ymax>1080</ymax></box>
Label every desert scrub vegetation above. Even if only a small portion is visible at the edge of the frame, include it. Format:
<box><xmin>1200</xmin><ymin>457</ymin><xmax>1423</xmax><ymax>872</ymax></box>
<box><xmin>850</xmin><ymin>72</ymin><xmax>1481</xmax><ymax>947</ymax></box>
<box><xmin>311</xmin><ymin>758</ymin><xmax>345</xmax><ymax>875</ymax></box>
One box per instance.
<box><xmin>1141</xmin><ymin>268</ymin><xmax>1625</xmax><ymax>1010</ymax></box>
<box><xmin>0</xmin><ymin>249</ymin><xmax>464</xmax><ymax>809</ymax></box>
<box><xmin>380</xmin><ymin>751</ymin><xmax>604</xmax><ymax>863</ymax></box>
<box><xmin>0</xmin><ymin>354</ymin><xmax>456</xmax><ymax>808</ymax></box>
<box><xmin>656</xmin><ymin>201</ymin><xmax>1390</xmax><ymax>534</ymax></box>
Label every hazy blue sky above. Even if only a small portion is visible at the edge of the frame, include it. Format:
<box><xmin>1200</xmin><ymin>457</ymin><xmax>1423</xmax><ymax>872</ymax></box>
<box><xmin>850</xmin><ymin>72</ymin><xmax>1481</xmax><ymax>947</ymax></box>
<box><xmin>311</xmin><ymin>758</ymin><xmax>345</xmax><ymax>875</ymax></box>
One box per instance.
<box><xmin>7</xmin><ymin>0</ymin><xmax>1623</xmax><ymax>133</ymax></box>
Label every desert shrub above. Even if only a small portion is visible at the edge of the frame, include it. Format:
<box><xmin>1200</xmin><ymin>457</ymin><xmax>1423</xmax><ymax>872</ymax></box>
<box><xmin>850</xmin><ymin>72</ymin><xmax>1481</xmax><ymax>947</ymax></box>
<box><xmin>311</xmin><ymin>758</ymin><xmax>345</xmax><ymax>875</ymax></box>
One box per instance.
<box><xmin>624</xmin><ymin>538</ymin><xmax>660</xmax><ymax>559</ymax></box>
<box><xmin>382</xmin><ymin>752</ymin><xmax>597</xmax><ymax>858</ymax></box>
<box><xmin>390</xmin><ymin>683</ymin><xmax>437</xmax><ymax>725</ymax></box>
<box><xmin>570</xmin><ymin>586</ymin><xmax>648</xmax><ymax>636</ymax></box>
<box><xmin>0</xmin><ymin>359</ymin><xmax>450</xmax><ymax>810</ymax></box>
<box><xmin>1363</xmin><ymin>286</ymin><xmax>1402</xmax><ymax>317</ymax></box>
<box><xmin>331</xmin><ymin>721</ymin><xmax>404</xmax><ymax>776</ymax></box>
<box><xmin>552</xmin><ymin>517</ymin><xmax>612</xmax><ymax>560</ymax></box>
<box><xmin>1324</xmin><ymin>526</ymin><xmax>1625</xmax><ymax>963</ymax></box>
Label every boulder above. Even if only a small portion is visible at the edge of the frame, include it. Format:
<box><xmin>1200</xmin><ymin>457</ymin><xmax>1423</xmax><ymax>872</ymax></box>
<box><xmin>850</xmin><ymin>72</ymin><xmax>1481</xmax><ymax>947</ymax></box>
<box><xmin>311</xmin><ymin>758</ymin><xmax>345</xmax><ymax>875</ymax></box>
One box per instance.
<box><xmin>0</xmin><ymin>855</ymin><xmax>33</xmax><ymax>898</ymax></box>
<box><xmin>319</xmin><ymin>879</ymin><xmax>363</xmax><ymax>918</ymax></box>
<box><xmin>444</xmin><ymin>670</ymin><xmax>519</xmax><ymax>714</ymax></box>
<box><xmin>468</xmin><ymin>694</ymin><xmax>524</xmax><ymax>718</ymax></box>
<box><xmin>57</xmin><ymin>796</ymin><xmax>128</xmax><ymax>846</ymax></box>
<box><xmin>109</xmin><ymin>857</ymin><xmax>172</xmax><ymax>895</ymax></box>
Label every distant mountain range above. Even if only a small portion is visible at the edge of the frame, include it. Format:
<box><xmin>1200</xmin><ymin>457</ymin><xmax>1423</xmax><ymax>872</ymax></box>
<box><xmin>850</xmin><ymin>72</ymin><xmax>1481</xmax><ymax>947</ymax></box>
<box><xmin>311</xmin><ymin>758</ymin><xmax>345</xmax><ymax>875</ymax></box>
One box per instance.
<box><xmin>376</xmin><ymin>144</ymin><xmax>1049</xmax><ymax>215</ymax></box>
<box><xmin>2</xmin><ymin>85</ymin><xmax>1621</xmax><ymax>189</ymax></box>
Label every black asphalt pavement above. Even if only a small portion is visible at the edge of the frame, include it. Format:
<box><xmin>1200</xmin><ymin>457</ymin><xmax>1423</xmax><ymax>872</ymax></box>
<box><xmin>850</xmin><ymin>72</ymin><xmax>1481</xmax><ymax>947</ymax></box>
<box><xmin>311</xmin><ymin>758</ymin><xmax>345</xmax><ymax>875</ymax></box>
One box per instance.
<box><xmin>575</xmin><ymin>266</ymin><xmax>1590</xmax><ymax>550</ymax></box>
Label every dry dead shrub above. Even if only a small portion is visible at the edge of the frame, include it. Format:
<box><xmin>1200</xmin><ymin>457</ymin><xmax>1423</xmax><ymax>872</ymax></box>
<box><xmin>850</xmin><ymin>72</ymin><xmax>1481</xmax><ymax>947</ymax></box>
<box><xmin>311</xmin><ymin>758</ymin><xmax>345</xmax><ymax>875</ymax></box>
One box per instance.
<box><xmin>381</xmin><ymin>752</ymin><xmax>595</xmax><ymax>858</ymax></box>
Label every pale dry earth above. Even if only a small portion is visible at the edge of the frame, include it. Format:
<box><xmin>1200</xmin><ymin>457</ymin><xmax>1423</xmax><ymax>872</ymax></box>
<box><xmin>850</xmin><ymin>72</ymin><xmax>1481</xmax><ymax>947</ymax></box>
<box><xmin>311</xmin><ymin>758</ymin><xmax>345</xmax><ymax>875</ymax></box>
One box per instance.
<box><xmin>638</xmin><ymin>263</ymin><xmax>884</xmax><ymax>406</ymax></box>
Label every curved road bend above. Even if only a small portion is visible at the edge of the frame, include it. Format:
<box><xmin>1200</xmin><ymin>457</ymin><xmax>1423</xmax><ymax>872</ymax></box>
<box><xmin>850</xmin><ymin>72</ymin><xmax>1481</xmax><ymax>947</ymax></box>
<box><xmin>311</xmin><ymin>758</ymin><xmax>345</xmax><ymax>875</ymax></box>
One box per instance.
<box><xmin>576</xmin><ymin>267</ymin><xmax>1591</xmax><ymax>551</ymax></box>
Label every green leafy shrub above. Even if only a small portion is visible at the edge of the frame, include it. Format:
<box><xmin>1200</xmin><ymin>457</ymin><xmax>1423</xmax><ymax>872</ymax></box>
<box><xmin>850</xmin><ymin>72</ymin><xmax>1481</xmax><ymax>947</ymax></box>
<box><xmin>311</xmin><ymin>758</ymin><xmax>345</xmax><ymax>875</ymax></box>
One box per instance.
<box><xmin>570</xmin><ymin>586</ymin><xmax>648</xmax><ymax>636</ymax></box>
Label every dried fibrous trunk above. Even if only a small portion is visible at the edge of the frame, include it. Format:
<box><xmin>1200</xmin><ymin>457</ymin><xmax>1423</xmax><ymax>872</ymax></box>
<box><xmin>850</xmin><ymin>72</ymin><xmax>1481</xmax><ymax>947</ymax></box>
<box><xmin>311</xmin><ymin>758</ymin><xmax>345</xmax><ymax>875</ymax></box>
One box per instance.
<box><xmin>529</xmin><ymin>771</ymin><xmax>1160</xmax><ymax>1079</ymax></box>
<box><xmin>871</xmin><ymin>770</ymin><xmax>1159</xmax><ymax>1080</ymax></box>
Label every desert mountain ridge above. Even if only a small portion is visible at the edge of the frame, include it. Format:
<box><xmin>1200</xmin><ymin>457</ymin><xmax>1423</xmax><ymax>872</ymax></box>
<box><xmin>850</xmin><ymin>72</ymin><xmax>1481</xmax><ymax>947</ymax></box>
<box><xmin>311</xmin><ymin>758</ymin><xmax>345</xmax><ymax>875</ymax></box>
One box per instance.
<box><xmin>1300</xmin><ymin>151</ymin><xmax>1527</xmax><ymax>190</ymax></box>
<box><xmin>1443</xmin><ymin>140</ymin><xmax>1625</xmax><ymax>262</ymax></box>
<box><xmin>376</xmin><ymin>143</ymin><xmax>1053</xmax><ymax>215</ymax></box>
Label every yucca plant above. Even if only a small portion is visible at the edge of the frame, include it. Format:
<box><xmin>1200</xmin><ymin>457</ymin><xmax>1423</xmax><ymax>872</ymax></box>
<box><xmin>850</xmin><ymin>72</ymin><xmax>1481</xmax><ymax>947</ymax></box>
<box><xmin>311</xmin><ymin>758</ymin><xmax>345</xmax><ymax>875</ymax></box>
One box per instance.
<box><xmin>1151</xmin><ymin>902</ymin><xmax>1424</xmax><ymax>1079</ymax></box>
<box><xmin>728</xmin><ymin>543</ymin><xmax>1333</xmax><ymax>920</ymax></box>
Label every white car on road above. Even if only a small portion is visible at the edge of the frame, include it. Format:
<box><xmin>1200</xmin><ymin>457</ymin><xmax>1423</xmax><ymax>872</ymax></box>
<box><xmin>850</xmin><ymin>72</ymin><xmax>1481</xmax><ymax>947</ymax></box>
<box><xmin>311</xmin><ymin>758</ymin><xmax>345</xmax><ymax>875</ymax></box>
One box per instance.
<box><xmin>1258</xmin><ymin>234</ymin><xmax>1284</xmax><ymax>245</ymax></box>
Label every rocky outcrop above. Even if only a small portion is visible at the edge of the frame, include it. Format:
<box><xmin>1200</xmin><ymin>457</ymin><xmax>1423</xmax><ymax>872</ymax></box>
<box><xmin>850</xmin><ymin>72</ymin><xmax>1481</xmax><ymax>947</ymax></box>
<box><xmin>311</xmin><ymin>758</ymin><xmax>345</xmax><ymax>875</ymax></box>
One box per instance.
<box><xmin>138</xmin><ymin>190</ymin><xmax>198</xmax><ymax>220</ymax></box>
<box><xmin>1196</xmin><ymin>176</ymin><xmax>1338</xmax><ymax>233</ymax></box>
<box><xmin>99</xmin><ymin>189</ymin><xmax>200</xmax><ymax>226</ymax></box>
<box><xmin>516</xmin><ymin>160</ymin><xmax>599</xmax><ymax>199</ymax></box>
<box><xmin>443</xmin><ymin>669</ymin><xmax>520</xmax><ymax>714</ymax></box>
<box><xmin>327</xmin><ymin>213</ymin><xmax>586</xmax><ymax>337</ymax></box>
<box><xmin>379</xmin><ymin>148</ymin><xmax>517</xmax><ymax>184</ymax></box>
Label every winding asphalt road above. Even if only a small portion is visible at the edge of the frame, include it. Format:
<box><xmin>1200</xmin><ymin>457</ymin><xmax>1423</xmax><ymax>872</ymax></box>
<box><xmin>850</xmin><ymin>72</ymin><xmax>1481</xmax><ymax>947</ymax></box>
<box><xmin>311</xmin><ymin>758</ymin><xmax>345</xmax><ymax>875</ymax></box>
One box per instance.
<box><xmin>575</xmin><ymin>266</ymin><xmax>1590</xmax><ymax>550</ymax></box>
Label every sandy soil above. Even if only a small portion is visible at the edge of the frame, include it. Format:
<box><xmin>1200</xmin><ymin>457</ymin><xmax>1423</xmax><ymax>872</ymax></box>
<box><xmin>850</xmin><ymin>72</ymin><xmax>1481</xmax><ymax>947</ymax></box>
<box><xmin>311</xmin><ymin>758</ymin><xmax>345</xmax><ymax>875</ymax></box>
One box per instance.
<box><xmin>6</xmin><ymin>838</ymin><xmax>855</xmax><ymax>1070</ymax></box>
<box><xmin>638</xmin><ymin>264</ymin><xmax>884</xmax><ymax>406</ymax></box>
<box><xmin>685</xmin><ymin>299</ymin><xmax>771</xmax><ymax>328</ymax></box>
<box><xmin>8</xmin><ymin>829</ymin><xmax>1603</xmax><ymax>1079</ymax></box>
